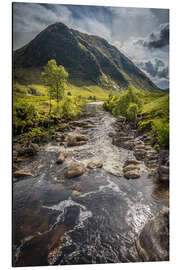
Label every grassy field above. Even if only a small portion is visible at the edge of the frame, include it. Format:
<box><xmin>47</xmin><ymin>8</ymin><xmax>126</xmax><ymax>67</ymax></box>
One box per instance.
<box><xmin>13</xmin><ymin>80</ymin><xmax>114</xmax><ymax>137</ymax></box>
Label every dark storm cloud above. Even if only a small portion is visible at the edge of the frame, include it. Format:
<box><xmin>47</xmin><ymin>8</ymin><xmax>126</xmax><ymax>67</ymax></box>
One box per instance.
<box><xmin>138</xmin><ymin>58</ymin><xmax>168</xmax><ymax>79</ymax></box>
<box><xmin>13</xmin><ymin>3</ymin><xmax>169</xmax><ymax>49</ymax></box>
<box><xmin>137</xmin><ymin>23</ymin><xmax>169</xmax><ymax>49</ymax></box>
<box><xmin>157</xmin><ymin>66</ymin><xmax>169</xmax><ymax>79</ymax></box>
<box><xmin>150</xmin><ymin>8</ymin><xmax>169</xmax><ymax>24</ymax></box>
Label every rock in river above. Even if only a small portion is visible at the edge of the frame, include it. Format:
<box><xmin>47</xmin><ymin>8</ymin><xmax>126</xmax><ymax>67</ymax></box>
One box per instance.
<box><xmin>123</xmin><ymin>165</ymin><xmax>140</xmax><ymax>173</ymax></box>
<box><xmin>87</xmin><ymin>161</ymin><xmax>103</xmax><ymax>169</ymax></box>
<box><xmin>124</xmin><ymin>159</ymin><xmax>141</xmax><ymax>167</ymax></box>
<box><xmin>66</xmin><ymin>133</ymin><xmax>90</xmax><ymax>147</ymax></box>
<box><xmin>65</xmin><ymin>162</ymin><xmax>86</xmax><ymax>178</ymax></box>
<box><xmin>158</xmin><ymin>165</ymin><xmax>169</xmax><ymax>183</ymax></box>
<box><xmin>56</xmin><ymin>152</ymin><xmax>66</xmax><ymax>164</ymax></box>
<box><xmin>13</xmin><ymin>169</ymin><xmax>34</xmax><ymax>178</ymax></box>
<box><xmin>136</xmin><ymin>206</ymin><xmax>169</xmax><ymax>261</ymax></box>
<box><xmin>124</xmin><ymin>170</ymin><xmax>140</xmax><ymax>179</ymax></box>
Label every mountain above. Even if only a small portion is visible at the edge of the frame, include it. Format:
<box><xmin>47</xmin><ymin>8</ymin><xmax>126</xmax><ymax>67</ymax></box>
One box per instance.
<box><xmin>13</xmin><ymin>22</ymin><xmax>159</xmax><ymax>91</ymax></box>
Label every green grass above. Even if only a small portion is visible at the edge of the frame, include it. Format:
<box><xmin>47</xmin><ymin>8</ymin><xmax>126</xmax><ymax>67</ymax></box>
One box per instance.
<box><xmin>141</xmin><ymin>94</ymin><xmax>169</xmax><ymax>117</ymax></box>
<box><xmin>68</xmin><ymin>83</ymin><xmax>111</xmax><ymax>100</ymax></box>
<box><xmin>103</xmin><ymin>86</ymin><xmax>169</xmax><ymax>149</ymax></box>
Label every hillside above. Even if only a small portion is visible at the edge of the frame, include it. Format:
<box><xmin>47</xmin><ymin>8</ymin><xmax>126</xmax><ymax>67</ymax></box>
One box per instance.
<box><xmin>13</xmin><ymin>22</ymin><xmax>159</xmax><ymax>92</ymax></box>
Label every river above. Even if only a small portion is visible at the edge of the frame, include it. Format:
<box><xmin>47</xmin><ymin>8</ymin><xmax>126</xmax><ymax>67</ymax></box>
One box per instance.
<box><xmin>12</xmin><ymin>102</ymin><xmax>168</xmax><ymax>266</ymax></box>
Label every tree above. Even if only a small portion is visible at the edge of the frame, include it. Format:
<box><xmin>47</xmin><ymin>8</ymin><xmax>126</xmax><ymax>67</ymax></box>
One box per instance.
<box><xmin>41</xmin><ymin>59</ymin><xmax>68</xmax><ymax>114</ymax></box>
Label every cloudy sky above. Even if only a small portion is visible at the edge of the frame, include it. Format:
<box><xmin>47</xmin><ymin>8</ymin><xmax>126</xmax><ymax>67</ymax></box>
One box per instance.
<box><xmin>13</xmin><ymin>2</ymin><xmax>169</xmax><ymax>89</ymax></box>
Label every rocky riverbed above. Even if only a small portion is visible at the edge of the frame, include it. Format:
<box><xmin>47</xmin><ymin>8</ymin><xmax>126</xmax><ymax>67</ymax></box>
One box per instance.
<box><xmin>12</xmin><ymin>102</ymin><xmax>169</xmax><ymax>266</ymax></box>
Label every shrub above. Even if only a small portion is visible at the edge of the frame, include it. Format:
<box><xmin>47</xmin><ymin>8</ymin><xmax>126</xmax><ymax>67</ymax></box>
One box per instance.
<box><xmin>127</xmin><ymin>103</ymin><xmax>138</xmax><ymax>121</ymax></box>
<box><xmin>152</xmin><ymin>120</ymin><xmax>169</xmax><ymax>149</ymax></box>
<box><xmin>13</xmin><ymin>100</ymin><xmax>38</xmax><ymax>135</ymax></box>
<box><xmin>61</xmin><ymin>97</ymin><xmax>82</xmax><ymax>119</ymax></box>
<box><xmin>104</xmin><ymin>88</ymin><xmax>142</xmax><ymax>118</ymax></box>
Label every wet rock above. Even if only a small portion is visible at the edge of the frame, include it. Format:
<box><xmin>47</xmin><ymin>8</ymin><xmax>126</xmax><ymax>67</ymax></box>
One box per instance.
<box><xmin>148</xmin><ymin>168</ymin><xmax>158</xmax><ymax>176</ymax></box>
<box><xmin>56</xmin><ymin>152</ymin><xmax>66</xmax><ymax>164</ymax></box>
<box><xmin>134</xmin><ymin>149</ymin><xmax>146</xmax><ymax>160</ymax></box>
<box><xmin>55</xmin><ymin>133</ymin><xmax>65</xmax><ymax>142</ymax></box>
<box><xmin>146</xmin><ymin>153</ymin><xmax>158</xmax><ymax>160</ymax></box>
<box><xmin>124</xmin><ymin>159</ymin><xmax>141</xmax><ymax>167</ymax></box>
<box><xmin>116</xmin><ymin>136</ymin><xmax>134</xmax><ymax>142</ymax></box>
<box><xmin>158</xmin><ymin>165</ymin><xmax>169</xmax><ymax>182</ymax></box>
<box><xmin>72</xmin><ymin>190</ymin><xmax>82</xmax><ymax>196</ymax></box>
<box><xmin>159</xmin><ymin>150</ymin><xmax>169</xmax><ymax>166</ymax></box>
<box><xmin>25</xmin><ymin>143</ymin><xmax>40</xmax><ymax>156</ymax></box>
<box><xmin>159</xmin><ymin>165</ymin><xmax>169</xmax><ymax>174</ymax></box>
<box><xmin>73</xmin><ymin>183</ymin><xmax>82</xmax><ymax>192</ymax></box>
<box><xmin>134</xmin><ymin>145</ymin><xmax>145</xmax><ymax>151</ymax></box>
<box><xmin>136</xmin><ymin>206</ymin><xmax>169</xmax><ymax>261</ymax></box>
<box><xmin>134</xmin><ymin>140</ymin><xmax>144</xmax><ymax>147</ymax></box>
<box><xmin>112</xmin><ymin>136</ymin><xmax>134</xmax><ymax>149</ymax></box>
<box><xmin>121</xmin><ymin>141</ymin><xmax>134</xmax><ymax>150</ymax></box>
<box><xmin>117</xmin><ymin>131</ymin><xmax>127</xmax><ymax>136</ymax></box>
<box><xmin>123</xmin><ymin>165</ymin><xmax>140</xmax><ymax>173</ymax></box>
<box><xmin>15</xmin><ymin>143</ymin><xmax>40</xmax><ymax>157</ymax></box>
<box><xmin>146</xmin><ymin>160</ymin><xmax>158</xmax><ymax>169</ymax></box>
<box><xmin>13</xmin><ymin>169</ymin><xmax>34</xmax><ymax>178</ymax></box>
<box><xmin>87</xmin><ymin>161</ymin><xmax>103</xmax><ymax>169</ymax></box>
<box><xmin>66</xmin><ymin>133</ymin><xmax>90</xmax><ymax>147</ymax></box>
<box><xmin>124</xmin><ymin>170</ymin><xmax>140</xmax><ymax>179</ymax></box>
<box><xmin>108</xmin><ymin>132</ymin><xmax>115</xmax><ymax>137</ymax></box>
<box><xmin>65</xmin><ymin>162</ymin><xmax>86</xmax><ymax>178</ymax></box>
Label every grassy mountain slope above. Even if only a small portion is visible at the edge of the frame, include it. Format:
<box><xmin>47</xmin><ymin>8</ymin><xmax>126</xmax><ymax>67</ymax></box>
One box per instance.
<box><xmin>13</xmin><ymin>22</ymin><xmax>159</xmax><ymax>92</ymax></box>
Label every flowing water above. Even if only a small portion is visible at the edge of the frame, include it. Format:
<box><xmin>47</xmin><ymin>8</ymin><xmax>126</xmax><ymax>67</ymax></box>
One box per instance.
<box><xmin>13</xmin><ymin>102</ymin><xmax>169</xmax><ymax>266</ymax></box>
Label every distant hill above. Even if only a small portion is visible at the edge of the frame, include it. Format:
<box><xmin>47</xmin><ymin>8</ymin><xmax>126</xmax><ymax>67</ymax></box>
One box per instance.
<box><xmin>13</xmin><ymin>22</ymin><xmax>159</xmax><ymax>91</ymax></box>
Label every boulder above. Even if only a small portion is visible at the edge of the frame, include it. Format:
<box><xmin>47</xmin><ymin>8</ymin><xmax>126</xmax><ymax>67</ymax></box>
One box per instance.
<box><xmin>72</xmin><ymin>190</ymin><xmax>82</xmax><ymax>196</ymax></box>
<box><xmin>122</xmin><ymin>141</ymin><xmax>134</xmax><ymax>150</ymax></box>
<box><xmin>136</xmin><ymin>206</ymin><xmax>169</xmax><ymax>261</ymax></box>
<box><xmin>56</xmin><ymin>152</ymin><xmax>66</xmax><ymax>164</ymax></box>
<box><xmin>134</xmin><ymin>149</ymin><xmax>146</xmax><ymax>160</ymax></box>
<box><xmin>17</xmin><ymin>143</ymin><xmax>40</xmax><ymax>157</ymax></box>
<box><xmin>146</xmin><ymin>153</ymin><xmax>158</xmax><ymax>160</ymax></box>
<box><xmin>66</xmin><ymin>133</ymin><xmax>90</xmax><ymax>147</ymax></box>
<box><xmin>158</xmin><ymin>165</ymin><xmax>169</xmax><ymax>174</ymax></box>
<box><xmin>124</xmin><ymin>170</ymin><xmax>140</xmax><ymax>179</ymax></box>
<box><xmin>146</xmin><ymin>160</ymin><xmax>158</xmax><ymax>168</ymax></box>
<box><xmin>134</xmin><ymin>145</ymin><xmax>145</xmax><ymax>151</ymax></box>
<box><xmin>123</xmin><ymin>165</ymin><xmax>140</xmax><ymax>173</ymax></box>
<box><xmin>159</xmin><ymin>150</ymin><xmax>169</xmax><ymax>165</ymax></box>
<box><xmin>158</xmin><ymin>174</ymin><xmax>169</xmax><ymax>182</ymax></box>
<box><xmin>65</xmin><ymin>162</ymin><xmax>86</xmax><ymax>178</ymax></box>
<box><xmin>87</xmin><ymin>161</ymin><xmax>103</xmax><ymax>169</ymax></box>
<box><xmin>13</xmin><ymin>169</ymin><xmax>34</xmax><ymax>178</ymax></box>
<box><xmin>158</xmin><ymin>165</ymin><xmax>169</xmax><ymax>182</ymax></box>
<box><xmin>124</xmin><ymin>159</ymin><xmax>141</xmax><ymax>167</ymax></box>
<box><xmin>115</xmin><ymin>136</ymin><xmax>134</xmax><ymax>142</ymax></box>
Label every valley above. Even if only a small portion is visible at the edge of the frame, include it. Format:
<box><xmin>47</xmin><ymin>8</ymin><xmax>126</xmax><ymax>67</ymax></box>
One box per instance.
<box><xmin>12</xmin><ymin>20</ymin><xmax>169</xmax><ymax>266</ymax></box>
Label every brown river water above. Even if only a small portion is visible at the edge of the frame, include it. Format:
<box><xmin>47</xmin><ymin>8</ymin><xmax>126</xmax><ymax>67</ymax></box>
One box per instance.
<box><xmin>12</xmin><ymin>102</ymin><xmax>168</xmax><ymax>266</ymax></box>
